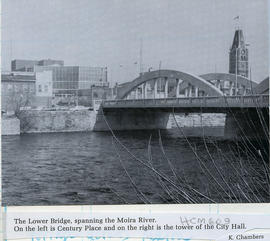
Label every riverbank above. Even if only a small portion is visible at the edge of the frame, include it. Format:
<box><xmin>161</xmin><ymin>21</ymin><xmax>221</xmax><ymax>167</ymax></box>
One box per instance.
<box><xmin>2</xmin><ymin>109</ymin><xmax>226</xmax><ymax>135</ymax></box>
<box><xmin>1</xmin><ymin>115</ymin><xmax>20</xmax><ymax>135</ymax></box>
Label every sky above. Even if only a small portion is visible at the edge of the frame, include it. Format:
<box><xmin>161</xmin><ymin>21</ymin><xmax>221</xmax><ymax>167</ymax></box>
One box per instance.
<box><xmin>1</xmin><ymin>0</ymin><xmax>269</xmax><ymax>83</ymax></box>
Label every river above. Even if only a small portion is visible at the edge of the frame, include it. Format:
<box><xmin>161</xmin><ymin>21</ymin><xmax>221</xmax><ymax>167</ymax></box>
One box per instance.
<box><xmin>2</xmin><ymin>127</ymin><xmax>269</xmax><ymax>205</ymax></box>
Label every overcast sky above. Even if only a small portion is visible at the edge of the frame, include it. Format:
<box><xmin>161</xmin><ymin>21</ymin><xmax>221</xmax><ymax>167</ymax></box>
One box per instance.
<box><xmin>1</xmin><ymin>0</ymin><xmax>269</xmax><ymax>83</ymax></box>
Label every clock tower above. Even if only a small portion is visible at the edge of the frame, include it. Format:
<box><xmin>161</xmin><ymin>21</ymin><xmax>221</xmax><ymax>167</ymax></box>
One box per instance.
<box><xmin>229</xmin><ymin>29</ymin><xmax>249</xmax><ymax>78</ymax></box>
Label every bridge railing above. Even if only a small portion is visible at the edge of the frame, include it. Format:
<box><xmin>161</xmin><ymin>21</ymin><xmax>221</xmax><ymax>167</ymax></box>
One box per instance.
<box><xmin>102</xmin><ymin>94</ymin><xmax>269</xmax><ymax>108</ymax></box>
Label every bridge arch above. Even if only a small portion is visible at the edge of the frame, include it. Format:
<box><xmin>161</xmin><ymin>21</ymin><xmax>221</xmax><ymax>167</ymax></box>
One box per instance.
<box><xmin>117</xmin><ymin>69</ymin><xmax>223</xmax><ymax>99</ymax></box>
<box><xmin>253</xmin><ymin>77</ymin><xmax>269</xmax><ymax>94</ymax></box>
<box><xmin>200</xmin><ymin>73</ymin><xmax>258</xmax><ymax>95</ymax></box>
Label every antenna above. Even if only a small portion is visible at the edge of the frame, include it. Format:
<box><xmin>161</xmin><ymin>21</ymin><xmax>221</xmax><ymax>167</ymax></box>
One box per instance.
<box><xmin>139</xmin><ymin>38</ymin><xmax>143</xmax><ymax>75</ymax></box>
<box><xmin>10</xmin><ymin>39</ymin><xmax>13</xmax><ymax>70</ymax></box>
<box><xmin>158</xmin><ymin>61</ymin><xmax>162</xmax><ymax>70</ymax></box>
<box><xmin>234</xmin><ymin>16</ymin><xmax>240</xmax><ymax>30</ymax></box>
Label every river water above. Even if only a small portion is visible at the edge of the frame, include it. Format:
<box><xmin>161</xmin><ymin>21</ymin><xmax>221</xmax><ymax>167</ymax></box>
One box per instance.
<box><xmin>2</xmin><ymin>127</ymin><xmax>269</xmax><ymax>205</ymax></box>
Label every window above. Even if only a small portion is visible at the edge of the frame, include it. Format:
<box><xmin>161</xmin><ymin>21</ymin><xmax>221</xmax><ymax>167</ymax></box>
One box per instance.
<box><xmin>7</xmin><ymin>84</ymin><xmax>13</xmax><ymax>91</ymax></box>
<box><xmin>44</xmin><ymin>85</ymin><xmax>48</xmax><ymax>92</ymax></box>
<box><xmin>14</xmin><ymin>84</ymin><xmax>19</xmax><ymax>92</ymax></box>
<box><xmin>30</xmin><ymin>86</ymin><xmax>35</xmax><ymax>93</ymax></box>
<box><xmin>38</xmin><ymin>85</ymin><xmax>42</xmax><ymax>92</ymax></box>
<box><xmin>23</xmin><ymin>84</ymin><xmax>29</xmax><ymax>92</ymax></box>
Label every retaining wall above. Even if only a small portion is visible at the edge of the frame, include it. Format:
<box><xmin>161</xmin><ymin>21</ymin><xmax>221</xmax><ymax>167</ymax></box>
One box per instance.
<box><xmin>19</xmin><ymin>110</ymin><xmax>97</xmax><ymax>133</ymax></box>
<box><xmin>1</xmin><ymin>116</ymin><xmax>20</xmax><ymax>135</ymax></box>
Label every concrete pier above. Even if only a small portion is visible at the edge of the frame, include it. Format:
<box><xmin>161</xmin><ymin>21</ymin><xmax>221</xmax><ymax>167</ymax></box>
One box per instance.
<box><xmin>93</xmin><ymin>108</ymin><xmax>170</xmax><ymax>131</ymax></box>
<box><xmin>94</xmin><ymin>100</ymin><xmax>269</xmax><ymax>140</ymax></box>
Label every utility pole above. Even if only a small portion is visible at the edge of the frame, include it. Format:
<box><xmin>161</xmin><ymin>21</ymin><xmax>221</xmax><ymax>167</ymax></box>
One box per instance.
<box><xmin>235</xmin><ymin>44</ymin><xmax>238</xmax><ymax>95</ymax></box>
<box><xmin>10</xmin><ymin>39</ymin><xmax>13</xmax><ymax>71</ymax></box>
<box><xmin>234</xmin><ymin>16</ymin><xmax>240</xmax><ymax>96</ymax></box>
<box><xmin>249</xmin><ymin>65</ymin><xmax>253</xmax><ymax>94</ymax></box>
<box><xmin>76</xmin><ymin>89</ymin><xmax>79</xmax><ymax>106</ymax></box>
<box><xmin>158</xmin><ymin>61</ymin><xmax>162</xmax><ymax>98</ymax></box>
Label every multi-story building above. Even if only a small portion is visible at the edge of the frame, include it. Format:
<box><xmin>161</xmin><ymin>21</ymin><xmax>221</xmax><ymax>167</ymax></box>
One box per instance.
<box><xmin>11</xmin><ymin>59</ymin><xmax>64</xmax><ymax>72</ymax></box>
<box><xmin>1</xmin><ymin>71</ymin><xmax>53</xmax><ymax>112</ymax></box>
<box><xmin>1</xmin><ymin>72</ymin><xmax>36</xmax><ymax>112</ymax></box>
<box><xmin>10</xmin><ymin>59</ymin><xmax>109</xmax><ymax>106</ymax></box>
<box><xmin>34</xmin><ymin>65</ymin><xmax>108</xmax><ymax>105</ymax></box>
<box><xmin>37</xmin><ymin>59</ymin><xmax>64</xmax><ymax>67</ymax></box>
<box><xmin>11</xmin><ymin>60</ymin><xmax>39</xmax><ymax>72</ymax></box>
<box><xmin>35</xmin><ymin>71</ymin><xmax>54</xmax><ymax>107</ymax></box>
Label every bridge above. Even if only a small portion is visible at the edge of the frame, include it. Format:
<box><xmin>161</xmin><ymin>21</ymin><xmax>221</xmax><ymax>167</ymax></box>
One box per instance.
<box><xmin>94</xmin><ymin>69</ymin><xmax>269</xmax><ymax>137</ymax></box>
<box><xmin>103</xmin><ymin>95</ymin><xmax>269</xmax><ymax>111</ymax></box>
<box><xmin>115</xmin><ymin>70</ymin><xmax>258</xmax><ymax>100</ymax></box>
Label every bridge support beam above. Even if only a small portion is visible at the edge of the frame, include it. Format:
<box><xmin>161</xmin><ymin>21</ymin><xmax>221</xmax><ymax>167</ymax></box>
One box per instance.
<box><xmin>241</xmin><ymin>85</ymin><xmax>246</xmax><ymax>95</ymax></box>
<box><xmin>94</xmin><ymin>108</ymin><xmax>170</xmax><ymax>131</ymax></box>
<box><xmin>195</xmin><ymin>86</ymin><xmax>199</xmax><ymax>97</ymax></box>
<box><xmin>188</xmin><ymin>84</ymin><xmax>192</xmax><ymax>97</ymax></box>
<box><xmin>176</xmin><ymin>79</ymin><xmax>180</xmax><ymax>98</ymax></box>
<box><xmin>185</xmin><ymin>88</ymin><xmax>188</xmax><ymax>97</ymax></box>
<box><xmin>143</xmin><ymin>83</ymin><xmax>147</xmax><ymax>99</ymax></box>
<box><xmin>135</xmin><ymin>88</ymin><xmax>139</xmax><ymax>99</ymax></box>
<box><xmin>229</xmin><ymin>81</ymin><xmax>234</xmax><ymax>96</ymax></box>
<box><xmin>165</xmin><ymin>78</ymin><xmax>168</xmax><ymax>98</ymax></box>
<box><xmin>154</xmin><ymin>79</ymin><xmax>158</xmax><ymax>99</ymax></box>
<box><xmin>216</xmin><ymin>80</ymin><xmax>221</xmax><ymax>89</ymax></box>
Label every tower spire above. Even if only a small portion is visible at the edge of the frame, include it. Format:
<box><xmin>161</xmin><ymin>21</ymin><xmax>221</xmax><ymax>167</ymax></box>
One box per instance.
<box><xmin>229</xmin><ymin>29</ymin><xmax>249</xmax><ymax>78</ymax></box>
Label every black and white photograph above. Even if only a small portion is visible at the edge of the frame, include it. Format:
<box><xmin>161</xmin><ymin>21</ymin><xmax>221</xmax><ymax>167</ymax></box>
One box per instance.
<box><xmin>1</xmin><ymin>0</ymin><xmax>269</xmax><ymax>206</ymax></box>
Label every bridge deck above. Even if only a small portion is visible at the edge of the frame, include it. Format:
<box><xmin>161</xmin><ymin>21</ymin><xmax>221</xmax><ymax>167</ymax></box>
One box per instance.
<box><xmin>103</xmin><ymin>95</ymin><xmax>269</xmax><ymax>109</ymax></box>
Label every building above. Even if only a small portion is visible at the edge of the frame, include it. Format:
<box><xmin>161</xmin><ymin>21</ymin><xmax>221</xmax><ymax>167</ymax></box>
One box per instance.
<box><xmin>35</xmin><ymin>71</ymin><xmax>53</xmax><ymax>107</ymax></box>
<box><xmin>34</xmin><ymin>65</ymin><xmax>108</xmax><ymax>106</ymax></box>
<box><xmin>229</xmin><ymin>29</ymin><xmax>249</xmax><ymax>78</ymax></box>
<box><xmin>1</xmin><ymin>71</ymin><xmax>53</xmax><ymax>112</ymax></box>
<box><xmin>11</xmin><ymin>59</ymin><xmax>64</xmax><ymax>72</ymax></box>
<box><xmin>34</xmin><ymin>66</ymin><xmax>108</xmax><ymax>95</ymax></box>
<box><xmin>11</xmin><ymin>60</ymin><xmax>39</xmax><ymax>72</ymax></box>
<box><xmin>10</xmin><ymin>59</ymin><xmax>109</xmax><ymax>106</ymax></box>
<box><xmin>200</xmin><ymin>29</ymin><xmax>250</xmax><ymax>96</ymax></box>
<box><xmin>1</xmin><ymin>72</ymin><xmax>36</xmax><ymax>112</ymax></box>
<box><xmin>37</xmin><ymin>59</ymin><xmax>64</xmax><ymax>67</ymax></box>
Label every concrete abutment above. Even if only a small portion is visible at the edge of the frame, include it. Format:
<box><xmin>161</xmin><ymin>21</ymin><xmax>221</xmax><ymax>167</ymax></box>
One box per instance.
<box><xmin>94</xmin><ymin>107</ymin><xmax>269</xmax><ymax>141</ymax></box>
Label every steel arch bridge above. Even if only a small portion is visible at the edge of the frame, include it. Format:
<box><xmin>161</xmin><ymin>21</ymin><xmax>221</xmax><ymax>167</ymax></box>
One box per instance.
<box><xmin>96</xmin><ymin>70</ymin><xmax>268</xmax><ymax>132</ymax></box>
<box><xmin>116</xmin><ymin>69</ymin><xmax>258</xmax><ymax>100</ymax></box>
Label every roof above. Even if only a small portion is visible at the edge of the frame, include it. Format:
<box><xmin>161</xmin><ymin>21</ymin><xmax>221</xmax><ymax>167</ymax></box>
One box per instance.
<box><xmin>254</xmin><ymin>77</ymin><xmax>269</xmax><ymax>94</ymax></box>
<box><xmin>231</xmin><ymin>29</ymin><xmax>246</xmax><ymax>49</ymax></box>
<box><xmin>1</xmin><ymin>74</ymin><xmax>36</xmax><ymax>82</ymax></box>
